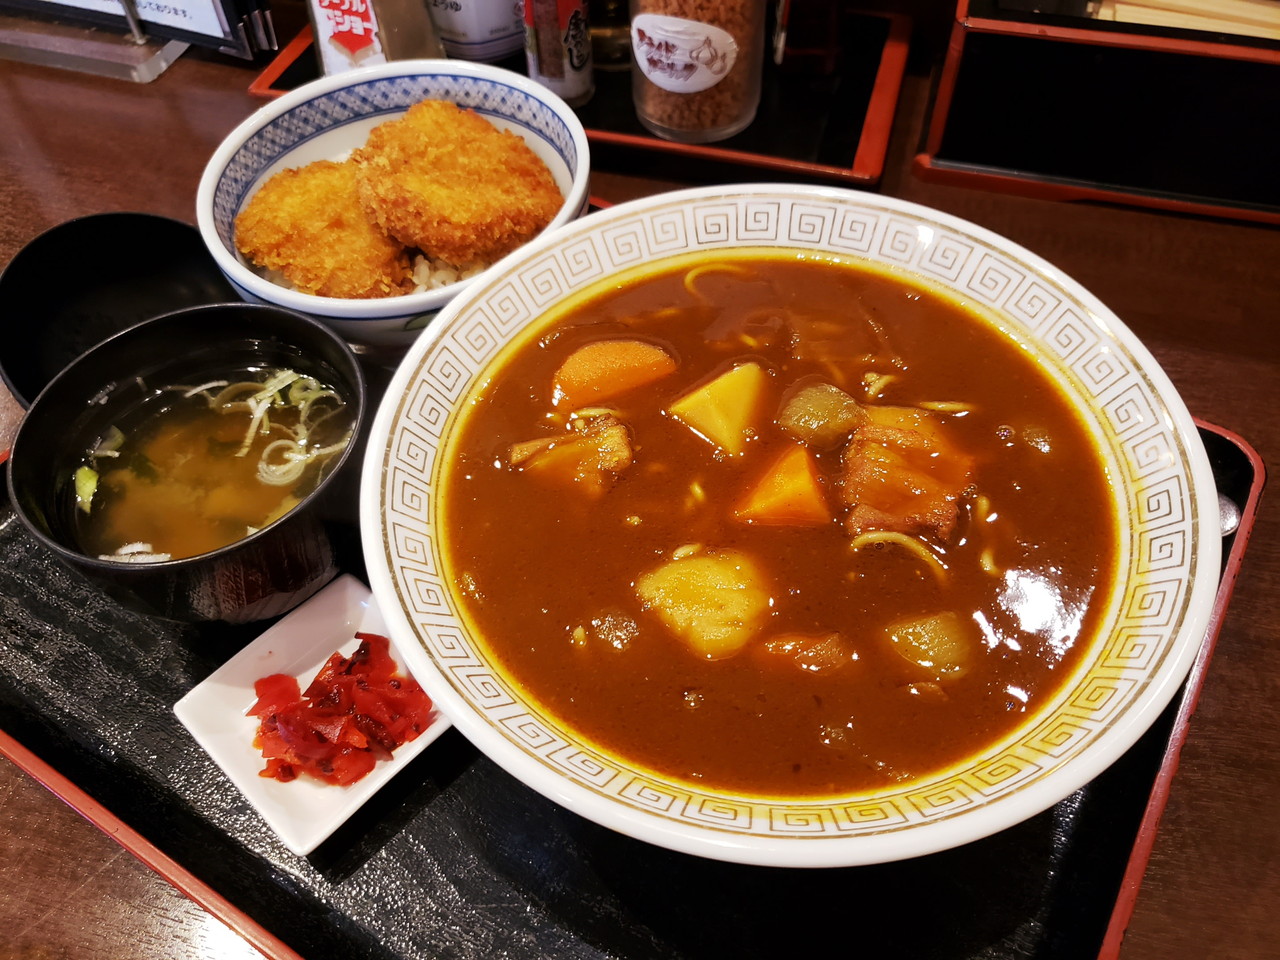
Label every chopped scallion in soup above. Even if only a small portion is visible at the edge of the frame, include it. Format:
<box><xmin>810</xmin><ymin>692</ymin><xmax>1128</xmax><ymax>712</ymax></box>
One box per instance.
<box><xmin>74</xmin><ymin>367</ymin><xmax>352</xmax><ymax>562</ymax></box>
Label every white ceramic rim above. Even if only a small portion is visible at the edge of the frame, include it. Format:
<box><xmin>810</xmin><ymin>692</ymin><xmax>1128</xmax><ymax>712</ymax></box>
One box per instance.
<box><xmin>361</xmin><ymin>183</ymin><xmax>1222</xmax><ymax>867</ymax></box>
<box><xmin>194</xmin><ymin>58</ymin><xmax>592</xmax><ymax>324</ymax></box>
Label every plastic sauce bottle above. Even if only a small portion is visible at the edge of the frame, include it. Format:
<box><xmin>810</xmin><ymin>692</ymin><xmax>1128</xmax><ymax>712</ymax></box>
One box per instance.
<box><xmin>307</xmin><ymin>0</ymin><xmax>446</xmax><ymax>74</ymax></box>
<box><xmin>430</xmin><ymin>0</ymin><xmax>526</xmax><ymax>62</ymax></box>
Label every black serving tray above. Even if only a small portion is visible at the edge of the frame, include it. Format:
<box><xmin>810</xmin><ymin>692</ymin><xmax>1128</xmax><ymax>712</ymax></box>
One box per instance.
<box><xmin>0</xmin><ymin>422</ymin><xmax>1263</xmax><ymax>960</ymax></box>
<box><xmin>249</xmin><ymin>7</ymin><xmax>911</xmax><ymax>187</ymax></box>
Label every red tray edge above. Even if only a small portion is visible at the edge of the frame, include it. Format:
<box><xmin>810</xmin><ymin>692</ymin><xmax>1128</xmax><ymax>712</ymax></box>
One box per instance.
<box><xmin>910</xmin><ymin>155</ymin><xmax>1280</xmax><ymax>228</ymax></box>
<box><xmin>1097</xmin><ymin>417</ymin><xmax>1267</xmax><ymax>958</ymax></box>
<box><xmin>246</xmin><ymin>24</ymin><xmax>316</xmax><ymax>100</ymax></box>
<box><xmin>953</xmin><ymin>0</ymin><xmax>1280</xmax><ymax>62</ymax></box>
<box><xmin>0</xmin><ymin>725</ymin><xmax>304</xmax><ymax>960</ymax></box>
<box><xmin>0</xmin><ymin>418</ymin><xmax>1265</xmax><ymax>960</ymax></box>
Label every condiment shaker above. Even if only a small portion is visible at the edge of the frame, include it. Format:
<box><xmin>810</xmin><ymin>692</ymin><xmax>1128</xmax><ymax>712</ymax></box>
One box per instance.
<box><xmin>524</xmin><ymin>0</ymin><xmax>595</xmax><ymax>107</ymax></box>
<box><xmin>588</xmin><ymin>0</ymin><xmax>631</xmax><ymax>70</ymax></box>
<box><xmin>629</xmin><ymin>0</ymin><xmax>766</xmax><ymax>143</ymax></box>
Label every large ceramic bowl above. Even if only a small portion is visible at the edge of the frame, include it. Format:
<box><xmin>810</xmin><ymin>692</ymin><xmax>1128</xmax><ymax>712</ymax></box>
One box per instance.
<box><xmin>196</xmin><ymin>60</ymin><xmax>591</xmax><ymax>350</ymax></box>
<box><xmin>360</xmin><ymin>185</ymin><xmax>1221</xmax><ymax>867</ymax></box>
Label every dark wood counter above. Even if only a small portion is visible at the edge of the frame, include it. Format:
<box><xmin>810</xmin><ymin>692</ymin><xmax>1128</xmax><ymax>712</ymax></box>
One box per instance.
<box><xmin>0</xmin><ymin>8</ymin><xmax>1276</xmax><ymax>958</ymax></box>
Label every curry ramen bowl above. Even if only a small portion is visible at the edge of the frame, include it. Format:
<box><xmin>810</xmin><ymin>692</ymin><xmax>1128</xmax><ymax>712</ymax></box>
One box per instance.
<box><xmin>360</xmin><ymin>185</ymin><xmax>1220</xmax><ymax>867</ymax></box>
<box><xmin>196</xmin><ymin>59</ymin><xmax>591</xmax><ymax>351</ymax></box>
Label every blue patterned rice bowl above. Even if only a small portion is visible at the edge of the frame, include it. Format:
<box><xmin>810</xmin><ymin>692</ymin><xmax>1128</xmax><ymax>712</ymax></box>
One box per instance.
<box><xmin>197</xmin><ymin>60</ymin><xmax>591</xmax><ymax>348</ymax></box>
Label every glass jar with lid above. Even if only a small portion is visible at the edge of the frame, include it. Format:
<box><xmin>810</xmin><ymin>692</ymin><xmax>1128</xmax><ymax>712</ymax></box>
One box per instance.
<box><xmin>629</xmin><ymin>0</ymin><xmax>766</xmax><ymax>143</ymax></box>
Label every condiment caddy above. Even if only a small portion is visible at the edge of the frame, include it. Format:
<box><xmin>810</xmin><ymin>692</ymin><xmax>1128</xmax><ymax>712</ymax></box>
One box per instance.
<box><xmin>249</xmin><ymin>8</ymin><xmax>911</xmax><ymax>186</ymax></box>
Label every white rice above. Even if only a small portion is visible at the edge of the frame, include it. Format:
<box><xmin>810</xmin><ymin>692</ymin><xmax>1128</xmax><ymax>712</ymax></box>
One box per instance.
<box><xmin>256</xmin><ymin>252</ymin><xmax>487</xmax><ymax>297</ymax></box>
<box><xmin>408</xmin><ymin>253</ymin><xmax>487</xmax><ymax>292</ymax></box>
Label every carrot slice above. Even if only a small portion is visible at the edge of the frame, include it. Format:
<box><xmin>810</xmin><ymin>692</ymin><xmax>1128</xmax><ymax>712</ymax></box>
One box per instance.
<box><xmin>734</xmin><ymin>443</ymin><xmax>830</xmax><ymax>526</ymax></box>
<box><xmin>552</xmin><ymin>339</ymin><xmax>676</xmax><ymax>408</ymax></box>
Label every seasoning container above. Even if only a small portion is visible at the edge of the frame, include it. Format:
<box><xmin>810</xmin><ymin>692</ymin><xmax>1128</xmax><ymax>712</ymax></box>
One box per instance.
<box><xmin>524</xmin><ymin>0</ymin><xmax>596</xmax><ymax>107</ymax></box>
<box><xmin>430</xmin><ymin>0</ymin><xmax>525</xmax><ymax>62</ymax></box>
<box><xmin>629</xmin><ymin>0</ymin><xmax>766</xmax><ymax>143</ymax></box>
<box><xmin>588</xmin><ymin>0</ymin><xmax>631</xmax><ymax>71</ymax></box>
<box><xmin>307</xmin><ymin>0</ymin><xmax>446</xmax><ymax>75</ymax></box>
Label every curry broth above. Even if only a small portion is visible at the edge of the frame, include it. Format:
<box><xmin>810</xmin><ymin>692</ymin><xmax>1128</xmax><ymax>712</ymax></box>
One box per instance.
<box><xmin>440</xmin><ymin>251</ymin><xmax>1117</xmax><ymax>798</ymax></box>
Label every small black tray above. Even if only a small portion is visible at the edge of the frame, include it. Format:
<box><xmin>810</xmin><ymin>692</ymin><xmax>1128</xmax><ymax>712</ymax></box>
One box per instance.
<box><xmin>0</xmin><ymin>422</ymin><xmax>1263</xmax><ymax>960</ymax></box>
<box><xmin>250</xmin><ymin>7</ymin><xmax>911</xmax><ymax>187</ymax></box>
<box><xmin>914</xmin><ymin>3</ymin><xmax>1280</xmax><ymax>224</ymax></box>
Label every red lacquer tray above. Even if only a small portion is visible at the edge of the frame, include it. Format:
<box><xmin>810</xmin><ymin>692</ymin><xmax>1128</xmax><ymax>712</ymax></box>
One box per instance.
<box><xmin>0</xmin><ymin>418</ymin><xmax>1263</xmax><ymax>960</ymax></box>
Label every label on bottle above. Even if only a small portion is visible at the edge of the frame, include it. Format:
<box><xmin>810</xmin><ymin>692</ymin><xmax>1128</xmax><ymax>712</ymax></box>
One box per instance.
<box><xmin>309</xmin><ymin>0</ymin><xmax>387</xmax><ymax>74</ymax></box>
<box><xmin>430</xmin><ymin>0</ymin><xmax>525</xmax><ymax>61</ymax></box>
<box><xmin>631</xmin><ymin>13</ymin><xmax>738</xmax><ymax>94</ymax></box>
<box><xmin>524</xmin><ymin>0</ymin><xmax>594</xmax><ymax>105</ymax></box>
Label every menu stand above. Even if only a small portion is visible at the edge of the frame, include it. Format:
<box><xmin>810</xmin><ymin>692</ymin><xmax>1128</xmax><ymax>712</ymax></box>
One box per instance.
<box><xmin>0</xmin><ymin>10</ymin><xmax>187</xmax><ymax>83</ymax></box>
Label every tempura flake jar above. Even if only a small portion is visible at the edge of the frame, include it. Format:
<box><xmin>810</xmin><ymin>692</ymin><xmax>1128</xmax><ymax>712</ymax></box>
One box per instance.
<box><xmin>629</xmin><ymin>0</ymin><xmax>765</xmax><ymax>143</ymax></box>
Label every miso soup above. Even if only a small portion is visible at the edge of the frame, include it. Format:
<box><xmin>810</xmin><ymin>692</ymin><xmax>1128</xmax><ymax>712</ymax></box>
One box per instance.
<box><xmin>74</xmin><ymin>366</ymin><xmax>353</xmax><ymax>562</ymax></box>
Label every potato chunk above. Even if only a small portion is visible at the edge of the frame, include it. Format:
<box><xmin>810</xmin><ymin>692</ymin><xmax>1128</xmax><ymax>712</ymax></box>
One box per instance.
<box><xmin>635</xmin><ymin>547</ymin><xmax>770</xmax><ymax>660</ymax></box>
<box><xmin>668</xmin><ymin>362</ymin><xmax>768</xmax><ymax>456</ymax></box>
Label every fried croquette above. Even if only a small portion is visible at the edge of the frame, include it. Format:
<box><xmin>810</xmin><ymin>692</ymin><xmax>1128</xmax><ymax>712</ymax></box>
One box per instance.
<box><xmin>234</xmin><ymin>159</ymin><xmax>413</xmax><ymax>299</ymax></box>
<box><xmin>352</xmin><ymin>100</ymin><xmax>565</xmax><ymax>266</ymax></box>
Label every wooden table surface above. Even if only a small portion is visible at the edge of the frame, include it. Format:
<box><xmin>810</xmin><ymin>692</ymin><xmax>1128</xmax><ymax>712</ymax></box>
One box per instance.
<box><xmin>1</xmin><ymin>5</ymin><xmax>1276</xmax><ymax>958</ymax></box>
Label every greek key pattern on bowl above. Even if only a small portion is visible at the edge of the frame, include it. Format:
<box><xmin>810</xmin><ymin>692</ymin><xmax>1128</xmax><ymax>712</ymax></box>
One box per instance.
<box><xmin>378</xmin><ymin>191</ymin><xmax>1203</xmax><ymax>842</ymax></box>
<box><xmin>547</xmin><ymin>746</ymin><xmax>619</xmax><ymax>787</ymax></box>
<box><xmin>834</xmin><ymin>801</ymin><xmax>911</xmax><ymax>829</ymax></box>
